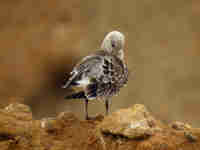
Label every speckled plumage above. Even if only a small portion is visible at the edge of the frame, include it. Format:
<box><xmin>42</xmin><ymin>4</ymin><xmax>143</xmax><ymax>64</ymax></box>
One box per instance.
<box><xmin>62</xmin><ymin>31</ymin><xmax>128</xmax><ymax>119</ymax></box>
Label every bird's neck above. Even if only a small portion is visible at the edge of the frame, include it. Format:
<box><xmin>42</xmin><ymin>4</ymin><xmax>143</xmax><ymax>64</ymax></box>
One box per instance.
<box><xmin>116</xmin><ymin>49</ymin><xmax>124</xmax><ymax>60</ymax></box>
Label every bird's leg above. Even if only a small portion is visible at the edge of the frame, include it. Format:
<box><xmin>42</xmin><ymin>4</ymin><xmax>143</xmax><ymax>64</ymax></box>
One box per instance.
<box><xmin>105</xmin><ymin>99</ymin><xmax>110</xmax><ymax>116</ymax></box>
<box><xmin>85</xmin><ymin>98</ymin><xmax>89</xmax><ymax>120</ymax></box>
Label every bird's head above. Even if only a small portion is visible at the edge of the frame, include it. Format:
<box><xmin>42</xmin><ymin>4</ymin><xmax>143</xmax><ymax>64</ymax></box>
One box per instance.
<box><xmin>101</xmin><ymin>31</ymin><xmax>125</xmax><ymax>60</ymax></box>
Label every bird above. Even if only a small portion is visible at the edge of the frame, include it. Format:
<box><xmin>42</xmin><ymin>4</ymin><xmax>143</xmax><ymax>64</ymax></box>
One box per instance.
<box><xmin>62</xmin><ymin>31</ymin><xmax>128</xmax><ymax>120</ymax></box>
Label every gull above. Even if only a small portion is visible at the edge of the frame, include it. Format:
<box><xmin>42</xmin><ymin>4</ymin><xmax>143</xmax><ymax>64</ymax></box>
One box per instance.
<box><xmin>62</xmin><ymin>31</ymin><xmax>128</xmax><ymax>120</ymax></box>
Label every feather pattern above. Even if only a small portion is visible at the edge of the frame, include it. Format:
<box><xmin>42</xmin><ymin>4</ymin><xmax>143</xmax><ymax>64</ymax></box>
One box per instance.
<box><xmin>63</xmin><ymin>50</ymin><xmax>128</xmax><ymax>100</ymax></box>
<box><xmin>62</xmin><ymin>31</ymin><xmax>128</xmax><ymax>120</ymax></box>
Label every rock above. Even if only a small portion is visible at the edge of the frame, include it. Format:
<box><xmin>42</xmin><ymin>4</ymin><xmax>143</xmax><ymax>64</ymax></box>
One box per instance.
<box><xmin>170</xmin><ymin>121</ymin><xmax>191</xmax><ymax>130</ymax></box>
<box><xmin>0</xmin><ymin>103</ymin><xmax>44</xmax><ymax>150</ymax></box>
<box><xmin>0</xmin><ymin>103</ymin><xmax>199</xmax><ymax>150</ymax></box>
<box><xmin>40</xmin><ymin>112</ymin><xmax>80</xmax><ymax>133</ymax></box>
<box><xmin>57</xmin><ymin>111</ymin><xmax>77</xmax><ymax>122</ymax></box>
<box><xmin>99</xmin><ymin>104</ymin><xmax>162</xmax><ymax>139</ymax></box>
<box><xmin>184</xmin><ymin>131</ymin><xmax>198</xmax><ymax>142</ymax></box>
<box><xmin>40</xmin><ymin>117</ymin><xmax>57</xmax><ymax>129</ymax></box>
<box><xmin>170</xmin><ymin>121</ymin><xmax>197</xmax><ymax>143</ymax></box>
<box><xmin>4</xmin><ymin>103</ymin><xmax>32</xmax><ymax>121</ymax></box>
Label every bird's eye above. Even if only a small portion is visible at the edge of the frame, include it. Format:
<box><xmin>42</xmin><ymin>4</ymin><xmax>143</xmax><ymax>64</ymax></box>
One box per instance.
<box><xmin>111</xmin><ymin>43</ymin><xmax>115</xmax><ymax>48</ymax></box>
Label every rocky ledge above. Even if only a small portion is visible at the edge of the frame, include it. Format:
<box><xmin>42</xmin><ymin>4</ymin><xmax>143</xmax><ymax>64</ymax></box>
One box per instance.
<box><xmin>0</xmin><ymin>103</ymin><xmax>199</xmax><ymax>150</ymax></box>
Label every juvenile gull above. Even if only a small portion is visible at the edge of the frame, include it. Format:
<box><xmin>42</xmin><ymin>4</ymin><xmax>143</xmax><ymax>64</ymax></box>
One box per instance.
<box><xmin>62</xmin><ymin>31</ymin><xmax>128</xmax><ymax>120</ymax></box>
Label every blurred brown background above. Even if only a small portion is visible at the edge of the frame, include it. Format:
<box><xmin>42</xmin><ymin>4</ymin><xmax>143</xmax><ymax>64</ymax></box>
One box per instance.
<box><xmin>0</xmin><ymin>0</ymin><xmax>200</xmax><ymax>126</ymax></box>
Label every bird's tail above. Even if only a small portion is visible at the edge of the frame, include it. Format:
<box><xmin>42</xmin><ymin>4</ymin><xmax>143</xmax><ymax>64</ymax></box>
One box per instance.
<box><xmin>64</xmin><ymin>91</ymin><xmax>86</xmax><ymax>99</ymax></box>
<box><xmin>62</xmin><ymin>71</ymin><xmax>77</xmax><ymax>89</ymax></box>
<box><xmin>62</xmin><ymin>80</ymin><xmax>72</xmax><ymax>89</ymax></box>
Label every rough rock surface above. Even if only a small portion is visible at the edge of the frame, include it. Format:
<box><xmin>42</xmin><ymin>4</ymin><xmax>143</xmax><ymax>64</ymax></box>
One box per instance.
<box><xmin>0</xmin><ymin>103</ymin><xmax>200</xmax><ymax>150</ymax></box>
<box><xmin>170</xmin><ymin>121</ymin><xmax>192</xmax><ymax>130</ymax></box>
<box><xmin>99</xmin><ymin>104</ymin><xmax>162</xmax><ymax>139</ymax></box>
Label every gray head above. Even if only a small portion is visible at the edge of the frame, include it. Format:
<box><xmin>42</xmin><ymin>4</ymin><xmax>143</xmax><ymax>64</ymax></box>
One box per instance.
<box><xmin>101</xmin><ymin>31</ymin><xmax>125</xmax><ymax>60</ymax></box>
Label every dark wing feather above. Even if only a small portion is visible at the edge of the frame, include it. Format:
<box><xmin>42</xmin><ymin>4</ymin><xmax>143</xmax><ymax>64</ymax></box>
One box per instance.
<box><xmin>85</xmin><ymin>56</ymin><xmax>117</xmax><ymax>99</ymax></box>
<box><xmin>62</xmin><ymin>50</ymin><xmax>128</xmax><ymax>100</ymax></box>
<box><xmin>86</xmin><ymin>55</ymin><xmax>128</xmax><ymax>99</ymax></box>
<box><xmin>62</xmin><ymin>53</ymin><xmax>104</xmax><ymax>89</ymax></box>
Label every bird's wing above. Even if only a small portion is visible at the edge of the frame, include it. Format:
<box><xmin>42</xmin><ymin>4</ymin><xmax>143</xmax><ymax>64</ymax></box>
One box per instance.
<box><xmin>62</xmin><ymin>53</ymin><xmax>106</xmax><ymax>89</ymax></box>
<box><xmin>85</xmin><ymin>55</ymin><xmax>128</xmax><ymax>99</ymax></box>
